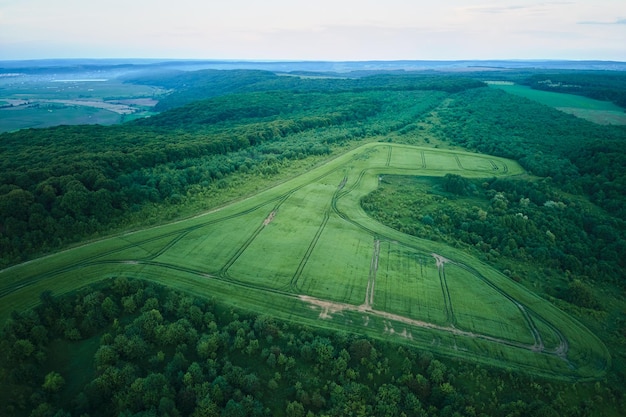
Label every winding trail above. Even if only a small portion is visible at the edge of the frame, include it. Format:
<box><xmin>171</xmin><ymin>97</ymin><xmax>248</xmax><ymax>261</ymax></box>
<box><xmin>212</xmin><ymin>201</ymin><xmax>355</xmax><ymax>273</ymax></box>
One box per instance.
<box><xmin>0</xmin><ymin>143</ymin><xmax>607</xmax><ymax>380</ymax></box>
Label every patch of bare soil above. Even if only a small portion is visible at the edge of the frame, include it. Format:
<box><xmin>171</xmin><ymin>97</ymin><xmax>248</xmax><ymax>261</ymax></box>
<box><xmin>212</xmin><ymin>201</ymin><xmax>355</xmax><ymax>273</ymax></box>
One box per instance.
<box><xmin>298</xmin><ymin>293</ymin><xmax>549</xmax><ymax>354</ymax></box>
<box><xmin>263</xmin><ymin>211</ymin><xmax>276</xmax><ymax>226</ymax></box>
<box><xmin>40</xmin><ymin>99</ymin><xmax>136</xmax><ymax>114</ymax></box>
<box><xmin>113</xmin><ymin>98</ymin><xmax>159</xmax><ymax>107</ymax></box>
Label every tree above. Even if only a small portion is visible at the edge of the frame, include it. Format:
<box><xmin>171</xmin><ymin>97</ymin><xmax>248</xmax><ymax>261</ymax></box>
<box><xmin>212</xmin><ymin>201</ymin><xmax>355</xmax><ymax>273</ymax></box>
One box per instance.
<box><xmin>12</xmin><ymin>339</ymin><xmax>35</xmax><ymax>360</ymax></box>
<box><xmin>443</xmin><ymin>173</ymin><xmax>471</xmax><ymax>195</ymax></box>
<box><xmin>286</xmin><ymin>401</ymin><xmax>305</xmax><ymax>417</ymax></box>
<box><xmin>42</xmin><ymin>371</ymin><xmax>65</xmax><ymax>393</ymax></box>
<box><xmin>94</xmin><ymin>345</ymin><xmax>119</xmax><ymax>369</ymax></box>
<box><xmin>101</xmin><ymin>296</ymin><xmax>119</xmax><ymax>321</ymax></box>
<box><xmin>427</xmin><ymin>360</ymin><xmax>446</xmax><ymax>384</ymax></box>
<box><xmin>375</xmin><ymin>384</ymin><xmax>402</xmax><ymax>417</ymax></box>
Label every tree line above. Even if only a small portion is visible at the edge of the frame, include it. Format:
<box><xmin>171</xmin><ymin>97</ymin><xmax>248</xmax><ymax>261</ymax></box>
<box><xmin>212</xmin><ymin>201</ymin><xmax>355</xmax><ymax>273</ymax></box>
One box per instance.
<box><xmin>429</xmin><ymin>87</ymin><xmax>626</xmax><ymax>221</ymax></box>
<box><xmin>522</xmin><ymin>71</ymin><xmax>626</xmax><ymax>108</ymax></box>
<box><xmin>2</xmin><ymin>277</ymin><xmax>615</xmax><ymax>416</ymax></box>
<box><xmin>361</xmin><ymin>174</ymin><xmax>625</xmax><ymax>301</ymax></box>
<box><xmin>127</xmin><ymin>69</ymin><xmax>485</xmax><ymax>111</ymax></box>
<box><xmin>0</xmin><ymin>85</ymin><xmax>456</xmax><ymax>267</ymax></box>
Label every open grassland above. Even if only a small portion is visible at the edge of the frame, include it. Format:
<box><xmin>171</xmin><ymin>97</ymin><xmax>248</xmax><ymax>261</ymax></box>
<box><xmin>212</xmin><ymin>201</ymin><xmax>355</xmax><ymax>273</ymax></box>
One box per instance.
<box><xmin>0</xmin><ymin>77</ymin><xmax>162</xmax><ymax>131</ymax></box>
<box><xmin>490</xmin><ymin>83</ymin><xmax>626</xmax><ymax>125</ymax></box>
<box><xmin>0</xmin><ymin>105</ymin><xmax>123</xmax><ymax>131</ymax></box>
<box><xmin>0</xmin><ymin>143</ymin><xmax>609</xmax><ymax>380</ymax></box>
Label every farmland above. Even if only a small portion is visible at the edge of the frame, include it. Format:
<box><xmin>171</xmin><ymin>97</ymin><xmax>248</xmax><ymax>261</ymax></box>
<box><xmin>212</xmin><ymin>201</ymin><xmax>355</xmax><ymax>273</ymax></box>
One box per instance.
<box><xmin>0</xmin><ymin>75</ymin><xmax>162</xmax><ymax>132</ymax></box>
<box><xmin>488</xmin><ymin>83</ymin><xmax>626</xmax><ymax>125</ymax></box>
<box><xmin>0</xmin><ymin>142</ymin><xmax>608</xmax><ymax>381</ymax></box>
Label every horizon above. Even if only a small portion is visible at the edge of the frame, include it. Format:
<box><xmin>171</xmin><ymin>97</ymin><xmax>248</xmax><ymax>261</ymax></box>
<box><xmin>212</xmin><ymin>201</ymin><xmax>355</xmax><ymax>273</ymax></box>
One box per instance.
<box><xmin>2</xmin><ymin>57</ymin><xmax>626</xmax><ymax>63</ymax></box>
<box><xmin>2</xmin><ymin>57</ymin><xmax>625</xmax><ymax>72</ymax></box>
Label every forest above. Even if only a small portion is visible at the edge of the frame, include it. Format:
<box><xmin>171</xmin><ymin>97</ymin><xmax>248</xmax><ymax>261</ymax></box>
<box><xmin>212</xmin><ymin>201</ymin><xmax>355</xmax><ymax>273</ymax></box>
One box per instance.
<box><xmin>0</xmin><ymin>277</ymin><xmax>617</xmax><ymax>417</ymax></box>
<box><xmin>0</xmin><ymin>78</ymin><xmax>460</xmax><ymax>267</ymax></box>
<box><xmin>1</xmin><ymin>68</ymin><xmax>626</xmax><ymax>416</ymax></box>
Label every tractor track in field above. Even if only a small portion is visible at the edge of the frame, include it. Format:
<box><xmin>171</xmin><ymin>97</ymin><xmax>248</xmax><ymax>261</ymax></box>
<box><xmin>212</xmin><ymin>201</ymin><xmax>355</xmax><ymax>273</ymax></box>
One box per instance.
<box><xmin>299</xmin><ymin>292</ymin><xmax>569</xmax><ymax>363</ymax></box>
<box><xmin>433</xmin><ymin>254</ymin><xmax>456</xmax><ymax>326</ymax></box>
<box><xmin>2</xmin><ymin>144</ymin><xmax>602</xmax><ymax>379</ymax></box>
<box><xmin>325</xmin><ymin>165</ymin><xmax>570</xmax><ymax>359</ymax></box>
<box><xmin>218</xmin><ymin>160</ymin><xmax>351</xmax><ymax>281</ymax></box>
<box><xmin>363</xmin><ymin>239</ymin><xmax>380</xmax><ymax>308</ymax></box>
<box><xmin>289</xmin><ymin>208</ymin><xmax>330</xmax><ymax>292</ymax></box>
<box><xmin>219</xmin><ymin>192</ymin><xmax>293</xmax><ymax>277</ymax></box>
<box><xmin>289</xmin><ymin>174</ymin><xmax>349</xmax><ymax>292</ymax></box>
<box><xmin>385</xmin><ymin>145</ymin><xmax>392</xmax><ymax>167</ymax></box>
<box><xmin>450</xmin><ymin>261</ymin><xmax>557</xmax><ymax>354</ymax></box>
<box><xmin>454</xmin><ymin>155</ymin><xmax>464</xmax><ymax>169</ymax></box>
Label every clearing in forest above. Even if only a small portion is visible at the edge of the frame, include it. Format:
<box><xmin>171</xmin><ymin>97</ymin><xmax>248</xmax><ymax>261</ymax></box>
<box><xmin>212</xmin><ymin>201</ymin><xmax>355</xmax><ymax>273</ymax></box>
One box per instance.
<box><xmin>0</xmin><ymin>143</ymin><xmax>609</xmax><ymax>380</ymax></box>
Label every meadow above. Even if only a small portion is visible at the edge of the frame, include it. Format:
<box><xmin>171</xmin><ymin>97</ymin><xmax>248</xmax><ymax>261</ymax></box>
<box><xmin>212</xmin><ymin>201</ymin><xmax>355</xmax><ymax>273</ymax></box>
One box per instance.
<box><xmin>489</xmin><ymin>83</ymin><xmax>626</xmax><ymax>125</ymax></box>
<box><xmin>0</xmin><ymin>76</ymin><xmax>162</xmax><ymax>132</ymax></box>
<box><xmin>0</xmin><ymin>142</ymin><xmax>608</xmax><ymax>381</ymax></box>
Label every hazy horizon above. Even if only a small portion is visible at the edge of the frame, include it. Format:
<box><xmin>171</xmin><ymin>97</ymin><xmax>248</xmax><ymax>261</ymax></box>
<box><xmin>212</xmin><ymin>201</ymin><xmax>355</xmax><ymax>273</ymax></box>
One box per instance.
<box><xmin>1</xmin><ymin>1</ymin><xmax>625</xmax><ymax>62</ymax></box>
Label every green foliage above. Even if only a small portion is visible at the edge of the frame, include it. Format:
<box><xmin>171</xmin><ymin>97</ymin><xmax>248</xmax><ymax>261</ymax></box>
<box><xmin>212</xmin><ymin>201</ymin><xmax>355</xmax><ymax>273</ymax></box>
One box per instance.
<box><xmin>362</xmin><ymin>175</ymin><xmax>625</xmax><ymax>285</ymax></box>
<box><xmin>562</xmin><ymin>280</ymin><xmax>601</xmax><ymax>310</ymax></box>
<box><xmin>522</xmin><ymin>71</ymin><xmax>626</xmax><ymax>108</ymax></box>
<box><xmin>0</xmin><ymin>278</ymin><xmax>619</xmax><ymax>416</ymax></box>
<box><xmin>2</xmin><ymin>68</ymin><xmax>625</xmax><ymax>417</ymax></box>
<box><xmin>42</xmin><ymin>371</ymin><xmax>65</xmax><ymax>393</ymax></box>
<box><xmin>429</xmin><ymin>87</ymin><xmax>626</xmax><ymax>220</ymax></box>
<box><xmin>442</xmin><ymin>173</ymin><xmax>472</xmax><ymax>195</ymax></box>
<box><xmin>128</xmin><ymin>68</ymin><xmax>484</xmax><ymax>111</ymax></box>
<box><xmin>0</xmin><ymin>86</ymin><xmax>446</xmax><ymax>267</ymax></box>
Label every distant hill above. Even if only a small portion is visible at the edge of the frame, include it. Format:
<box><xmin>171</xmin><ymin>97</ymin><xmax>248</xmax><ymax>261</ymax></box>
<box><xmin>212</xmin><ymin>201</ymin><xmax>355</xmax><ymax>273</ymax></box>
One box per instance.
<box><xmin>2</xmin><ymin>58</ymin><xmax>626</xmax><ymax>74</ymax></box>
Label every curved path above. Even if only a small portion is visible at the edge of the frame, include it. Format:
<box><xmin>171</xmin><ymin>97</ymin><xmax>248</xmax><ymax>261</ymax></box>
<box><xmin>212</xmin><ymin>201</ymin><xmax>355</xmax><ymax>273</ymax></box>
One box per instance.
<box><xmin>0</xmin><ymin>143</ymin><xmax>609</xmax><ymax>380</ymax></box>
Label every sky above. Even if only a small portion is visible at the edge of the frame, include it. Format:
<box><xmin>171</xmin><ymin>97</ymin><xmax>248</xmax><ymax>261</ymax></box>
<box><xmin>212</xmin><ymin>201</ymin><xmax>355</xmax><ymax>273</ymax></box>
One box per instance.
<box><xmin>1</xmin><ymin>0</ymin><xmax>625</xmax><ymax>61</ymax></box>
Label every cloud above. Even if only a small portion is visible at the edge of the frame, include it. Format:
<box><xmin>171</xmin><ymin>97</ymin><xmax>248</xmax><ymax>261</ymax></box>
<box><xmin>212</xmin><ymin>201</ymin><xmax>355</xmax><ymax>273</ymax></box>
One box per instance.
<box><xmin>463</xmin><ymin>5</ymin><xmax>530</xmax><ymax>14</ymax></box>
<box><xmin>578</xmin><ymin>18</ymin><xmax>626</xmax><ymax>25</ymax></box>
<box><xmin>462</xmin><ymin>2</ymin><xmax>574</xmax><ymax>15</ymax></box>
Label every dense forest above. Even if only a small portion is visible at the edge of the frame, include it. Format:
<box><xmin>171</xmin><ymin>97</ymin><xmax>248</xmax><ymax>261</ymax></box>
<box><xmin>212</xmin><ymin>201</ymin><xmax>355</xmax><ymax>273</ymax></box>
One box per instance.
<box><xmin>128</xmin><ymin>69</ymin><xmax>485</xmax><ymax>111</ymax></box>
<box><xmin>0</xmin><ymin>75</ymin><xmax>470</xmax><ymax>267</ymax></box>
<box><xmin>361</xmin><ymin>174</ymin><xmax>624</xmax><ymax>305</ymax></box>
<box><xmin>425</xmin><ymin>87</ymin><xmax>626</xmax><ymax>220</ymax></box>
<box><xmin>1</xmin><ymin>278</ymin><xmax>618</xmax><ymax>417</ymax></box>
<box><xmin>1</xmin><ymin>69</ymin><xmax>626</xmax><ymax>416</ymax></box>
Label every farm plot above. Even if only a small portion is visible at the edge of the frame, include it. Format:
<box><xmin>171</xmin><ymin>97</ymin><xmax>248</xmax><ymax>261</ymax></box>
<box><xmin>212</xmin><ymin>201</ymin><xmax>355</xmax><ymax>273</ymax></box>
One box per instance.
<box><xmin>374</xmin><ymin>242</ymin><xmax>447</xmax><ymax>325</ymax></box>
<box><xmin>456</xmin><ymin>154</ymin><xmax>508</xmax><ymax>173</ymax></box>
<box><xmin>491</xmin><ymin>83</ymin><xmax>626</xmax><ymax>125</ymax></box>
<box><xmin>0</xmin><ymin>143</ymin><xmax>609</xmax><ymax>380</ymax></box>
<box><xmin>387</xmin><ymin>145</ymin><xmax>427</xmax><ymax>169</ymax></box>
<box><xmin>227</xmin><ymin>181</ymin><xmax>339</xmax><ymax>289</ymax></box>
<box><xmin>295</xmin><ymin>215</ymin><xmax>374</xmax><ymax>305</ymax></box>
<box><xmin>443</xmin><ymin>262</ymin><xmax>536</xmax><ymax>345</ymax></box>
<box><xmin>155</xmin><ymin>207</ymin><xmax>271</xmax><ymax>273</ymax></box>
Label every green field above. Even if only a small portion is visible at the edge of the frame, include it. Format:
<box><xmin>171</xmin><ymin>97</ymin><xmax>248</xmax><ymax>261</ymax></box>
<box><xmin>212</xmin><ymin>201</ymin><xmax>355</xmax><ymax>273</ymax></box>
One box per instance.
<box><xmin>490</xmin><ymin>83</ymin><xmax>626</xmax><ymax>125</ymax></box>
<box><xmin>0</xmin><ymin>77</ymin><xmax>163</xmax><ymax>132</ymax></box>
<box><xmin>0</xmin><ymin>105</ymin><xmax>123</xmax><ymax>131</ymax></box>
<box><xmin>0</xmin><ymin>143</ymin><xmax>609</xmax><ymax>380</ymax></box>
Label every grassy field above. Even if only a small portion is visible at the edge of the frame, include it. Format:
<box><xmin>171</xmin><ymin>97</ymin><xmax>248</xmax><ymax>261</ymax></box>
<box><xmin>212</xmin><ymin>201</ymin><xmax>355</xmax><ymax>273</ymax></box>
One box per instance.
<box><xmin>0</xmin><ymin>105</ymin><xmax>123</xmax><ymax>131</ymax></box>
<box><xmin>0</xmin><ymin>143</ymin><xmax>609</xmax><ymax>380</ymax></box>
<box><xmin>490</xmin><ymin>83</ymin><xmax>626</xmax><ymax>125</ymax></box>
<box><xmin>0</xmin><ymin>77</ymin><xmax>162</xmax><ymax>132</ymax></box>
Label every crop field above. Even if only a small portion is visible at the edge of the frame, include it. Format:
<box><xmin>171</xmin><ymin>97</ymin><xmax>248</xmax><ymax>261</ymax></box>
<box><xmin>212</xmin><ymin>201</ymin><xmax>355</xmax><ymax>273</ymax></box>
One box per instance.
<box><xmin>0</xmin><ymin>104</ymin><xmax>123</xmax><ymax>131</ymax></box>
<box><xmin>490</xmin><ymin>83</ymin><xmax>626</xmax><ymax>125</ymax></box>
<box><xmin>0</xmin><ymin>76</ymin><xmax>163</xmax><ymax>131</ymax></box>
<box><xmin>0</xmin><ymin>143</ymin><xmax>609</xmax><ymax>380</ymax></box>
